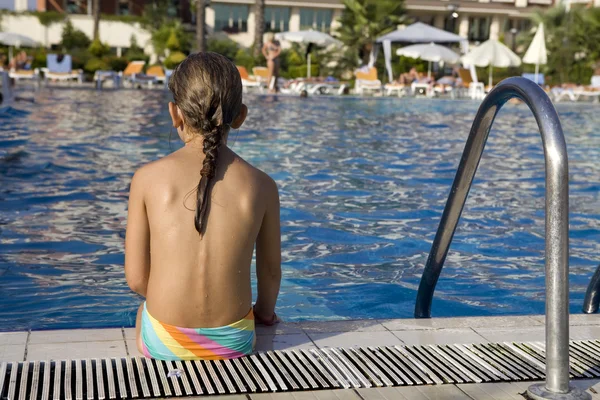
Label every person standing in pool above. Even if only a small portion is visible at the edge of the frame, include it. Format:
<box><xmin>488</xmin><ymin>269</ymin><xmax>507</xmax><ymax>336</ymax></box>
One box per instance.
<box><xmin>125</xmin><ymin>52</ymin><xmax>281</xmax><ymax>361</ymax></box>
<box><xmin>262</xmin><ymin>33</ymin><xmax>281</xmax><ymax>93</ymax></box>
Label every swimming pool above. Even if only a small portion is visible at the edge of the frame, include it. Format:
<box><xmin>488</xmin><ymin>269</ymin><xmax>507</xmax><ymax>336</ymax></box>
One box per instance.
<box><xmin>0</xmin><ymin>89</ymin><xmax>599</xmax><ymax>331</ymax></box>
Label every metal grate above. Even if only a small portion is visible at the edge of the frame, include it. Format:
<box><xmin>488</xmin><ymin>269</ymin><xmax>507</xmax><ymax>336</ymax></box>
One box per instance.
<box><xmin>2</xmin><ymin>340</ymin><xmax>600</xmax><ymax>399</ymax></box>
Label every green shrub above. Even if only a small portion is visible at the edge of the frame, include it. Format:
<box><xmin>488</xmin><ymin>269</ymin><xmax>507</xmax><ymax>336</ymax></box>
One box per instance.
<box><xmin>125</xmin><ymin>51</ymin><xmax>149</xmax><ymax>63</ymax></box>
<box><xmin>107</xmin><ymin>56</ymin><xmax>129</xmax><ymax>72</ymax></box>
<box><xmin>206</xmin><ymin>37</ymin><xmax>239</xmax><ymax>61</ymax></box>
<box><xmin>88</xmin><ymin>39</ymin><xmax>110</xmax><ymax>58</ymax></box>
<box><xmin>70</xmin><ymin>48</ymin><xmax>92</xmax><ymax>70</ymax></box>
<box><xmin>61</xmin><ymin>19</ymin><xmax>90</xmax><ymax>51</ymax></box>
<box><xmin>31</xmin><ymin>49</ymin><xmax>47</xmax><ymax>69</ymax></box>
<box><xmin>233</xmin><ymin>48</ymin><xmax>255</xmax><ymax>70</ymax></box>
<box><xmin>164</xmin><ymin>51</ymin><xmax>186</xmax><ymax>69</ymax></box>
<box><xmin>166</xmin><ymin>29</ymin><xmax>181</xmax><ymax>52</ymax></box>
<box><xmin>286</xmin><ymin>64</ymin><xmax>319</xmax><ymax>79</ymax></box>
<box><xmin>34</xmin><ymin>11</ymin><xmax>64</xmax><ymax>27</ymax></box>
<box><xmin>84</xmin><ymin>57</ymin><xmax>110</xmax><ymax>73</ymax></box>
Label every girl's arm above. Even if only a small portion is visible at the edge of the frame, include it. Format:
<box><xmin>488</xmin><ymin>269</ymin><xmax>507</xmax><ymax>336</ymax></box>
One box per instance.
<box><xmin>254</xmin><ymin>175</ymin><xmax>281</xmax><ymax>322</ymax></box>
<box><xmin>125</xmin><ymin>168</ymin><xmax>151</xmax><ymax>297</ymax></box>
<box><xmin>262</xmin><ymin>43</ymin><xmax>270</xmax><ymax>59</ymax></box>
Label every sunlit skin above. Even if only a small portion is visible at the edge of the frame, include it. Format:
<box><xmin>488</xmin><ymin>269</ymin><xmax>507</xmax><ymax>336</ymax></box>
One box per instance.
<box><xmin>262</xmin><ymin>36</ymin><xmax>281</xmax><ymax>93</ymax></box>
<box><xmin>125</xmin><ymin>101</ymin><xmax>281</xmax><ymax>354</ymax></box>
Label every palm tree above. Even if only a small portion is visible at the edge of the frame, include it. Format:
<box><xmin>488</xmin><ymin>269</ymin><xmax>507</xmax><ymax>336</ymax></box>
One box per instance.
<box><xmin>253</xmin><ymin>0</ymin><xmax>265</xmax><ymax>58</ymax></box>
<box><xmin>196</xmin><ymin>0</ymin><xmax>206</xmax><ymax>52</ymax></box>
<box><xmin>336</xmin><ymin>0</ymin><xmax>406</xmax><ymax>67</ymax></box>
<box><xmin>93</xmin><ymin>0</ymin><xmax>100</xmax><ymax>41</ymax></box>
<box><xmin>525</xmin><ymin>6</ymin><xmax>579</xmax><ymax>84</ymax></box>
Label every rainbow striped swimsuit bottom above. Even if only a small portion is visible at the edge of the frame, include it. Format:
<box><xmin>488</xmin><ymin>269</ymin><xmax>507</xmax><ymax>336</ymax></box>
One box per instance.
<box><xmin>141</xmin><ymin>302</ymin><xmax>255</xmax><ymax>360</ymax></box>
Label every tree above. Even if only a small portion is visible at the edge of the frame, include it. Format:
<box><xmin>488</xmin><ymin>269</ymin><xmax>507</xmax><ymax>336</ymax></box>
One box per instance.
<box><xmin>253</xmin><ymin>0</ymin><xmax>265</xmax><ymax>58</ymax></box>
<box><xmin>196</xmin><ymin>0</ymin><xmax>206</xmax><ymax>52</ymax></box>
<box><xmin>93</xmin><ymin>0</ymin><xmax>100</xmax><ymax>41</ymax></box>
<box><xmin>336</xmin><ymin>0</ymin><xmax>406</xmax><ymax>67</ymax></box>
<box><xmin>524</xmin><ymin>6</ymin><xmax>582</xmax><ymax>84</ymax></box>
<box><xmin>35</xmin><ymin>11</ymin><xmax>64</xmax><ymax>48</ymax></box>
<box><xmin>61</xmin><ymin>19</ymin><xmax>91</xmax><ymax>51</ymax></box>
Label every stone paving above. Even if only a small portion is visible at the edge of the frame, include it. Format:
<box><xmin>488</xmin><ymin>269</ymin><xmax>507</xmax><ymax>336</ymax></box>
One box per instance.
<box><xmin>2</xmin><ymin>313</ymin><xmax>600</xmax><ymax>399</ymax></box>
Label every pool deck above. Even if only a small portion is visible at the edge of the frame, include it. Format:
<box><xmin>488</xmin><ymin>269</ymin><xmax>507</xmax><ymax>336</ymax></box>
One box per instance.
<box><xmin>2</xmin><ymin>313</ymin><xmax>600</xmax><ymax>399</ymax></box>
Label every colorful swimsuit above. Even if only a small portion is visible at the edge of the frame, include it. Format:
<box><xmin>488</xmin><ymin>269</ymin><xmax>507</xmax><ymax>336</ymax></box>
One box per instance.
<box><xmin>141</xmin><ymin>302</ymin><xmax>255</xmax><ymax>360</ymax></box>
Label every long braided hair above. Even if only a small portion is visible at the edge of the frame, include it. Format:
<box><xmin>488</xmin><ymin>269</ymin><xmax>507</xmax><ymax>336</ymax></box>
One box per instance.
<box><xmin>168</xmin><ymin>52</ymin><xmax>243</xmax><ymax>235</ymax></box>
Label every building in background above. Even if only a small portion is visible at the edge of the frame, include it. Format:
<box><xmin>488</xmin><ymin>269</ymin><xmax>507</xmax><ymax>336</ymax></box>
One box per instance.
<box><xmin>34</xmin><ymin>0</ymin><xmax>191</xmax><ymax>22</ymax></box>
<box><xmin>0</xmin><ymin>0</ymin><xmax>36</xmax><ymax>11</ymax></box>
<box><xmin>557</xmin><ymin>0</ymin><xmax>600</xmax><ymax>9</ymax></box>
<box><xmin>205</xmin><ymin>0</ymin><xmax>554</xmax><ymax>49</ymax></box>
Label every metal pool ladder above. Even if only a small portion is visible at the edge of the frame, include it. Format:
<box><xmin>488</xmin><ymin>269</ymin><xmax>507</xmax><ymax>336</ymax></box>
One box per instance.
<box><xmin>413</xmin><ymin>77</ymin><xmax>589</xmax><ymax>400</ymax></box>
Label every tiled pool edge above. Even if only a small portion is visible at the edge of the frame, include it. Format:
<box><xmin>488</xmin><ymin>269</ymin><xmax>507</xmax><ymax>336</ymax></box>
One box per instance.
<box><xmin>2</xmin><ymin>314</ymin><xmax>600</xmax><ymax>363</ymax></box>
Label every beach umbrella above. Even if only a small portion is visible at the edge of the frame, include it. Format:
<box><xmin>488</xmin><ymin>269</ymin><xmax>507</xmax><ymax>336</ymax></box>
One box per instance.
<box><xmin>0</xmin><ymin>32</ymin><xmax>38</xmax><ymax>63</ymax></box>
<box><xmin>461</xmin><ymin>39</ymin><xmax>521</xmax><ymax>88</ymax></box>
<box><xmin>522</xmin><ymin>23</ymin><xmax>547</xmax><ymax>85</ymax></box>
<box><xmin>396</xmin><ymin>43</ymin><xmax>460</xmax><ymax>79</ymax></box>
<box><xmin>275</xmin><ymin>30</ymin><xmax>342</xmax><ymax>78</ymax></box>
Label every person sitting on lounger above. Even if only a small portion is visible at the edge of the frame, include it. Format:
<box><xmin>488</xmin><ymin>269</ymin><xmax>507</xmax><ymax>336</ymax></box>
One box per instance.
<box><xmin>398</xmin><ymin>67</ymin><xmax>419</xmax><ymax>84</ymax></box>
<box><xmin>125</xmin><ymin>52</ymin><xmax>281</xmax><ymax>361</ymax></box>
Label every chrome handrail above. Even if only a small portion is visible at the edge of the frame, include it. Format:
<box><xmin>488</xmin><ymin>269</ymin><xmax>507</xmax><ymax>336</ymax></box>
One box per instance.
<box><xmin>583</xmin><ymin>264</ymin><xmax>600</xmax><ymax>314</ymax></box>
<box><xmin>413</xmin><ymin>77</ymin><xmax>584</xmax><ymax>398</ymax></box>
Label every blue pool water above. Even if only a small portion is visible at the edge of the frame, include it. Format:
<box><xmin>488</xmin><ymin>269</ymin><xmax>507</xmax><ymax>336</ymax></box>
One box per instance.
<box><xmin>0</xmin><ymin>89</ymin><xmax>599</xmax><ymax>331</ymax></box>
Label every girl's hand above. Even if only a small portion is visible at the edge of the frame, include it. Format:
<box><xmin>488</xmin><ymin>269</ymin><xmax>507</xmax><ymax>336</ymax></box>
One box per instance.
<box><xmin>253</xmin><ymin>305</ymin><xmax>280</xmax><ymax>326</ymax></box>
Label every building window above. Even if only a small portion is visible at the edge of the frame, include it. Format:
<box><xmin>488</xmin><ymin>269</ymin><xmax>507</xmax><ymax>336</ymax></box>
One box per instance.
<box><xmin>213</xmin><ymin>4</ymin><xmax>249</xmax><ymax>33</ymax></box>
<box><xmin>444</xmin><ymin>16</ymin><xmax>458</xmax><ymax>34</ymax></box>
<box><xmin>168</xmin><ymin>0</ymin><xmax>179</xmax><ymax>18</ymax></box>
<box><xmin>300</xmin><ymin>8</ymin><xmax>332</xmax><ymax>32</ymax></box>
<box><xmin>264</xmin><ymin>6</ymin><xmax>290</xmax><ymax>33</ymax></box>
<box><xmin>66</xmin><ymin>0</ymin><xmax>84</xmax><ymax>14</ymax></box>
<box><xmin>468</xmin><ymin>16</ymin><xmax>490</xmax><ymax>42</ymax></box>
<box><xmin>117</xmin><ymin>0</ymin><xmax>130</xmax><ymax>15</ymax></box>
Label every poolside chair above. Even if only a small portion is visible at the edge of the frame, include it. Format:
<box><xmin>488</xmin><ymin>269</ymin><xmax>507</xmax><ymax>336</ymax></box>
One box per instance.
<box><xmin>522</xmin><ymin>73</ymin><xmax>545</xmax><ymax>86</ymax></box>
<box><xmin>457</xmin><ymin>68</ymin><xmax>484</xmax><ymax>100</ymax></box>
<box><xmin>42</xmin><ymin>54</ymin><xmax>83</xmax><ymax>84</ymax></box>
<box><xmin>120</xmin><ymin>61</ymin><xmax>156</xmax><ymax>88</ymax></box>
<box><xmin>354</xmin><ymin>67</ymin><xmax>382</xmax><ymax>95</ymax></box>
<box><xmin>93</xmin><ymin>70</ymin><xmax>120</xmax><ymax>89</ymax></box>
<box><xmin>252</xmin><ymin>66</ymin><xmax>275</xmax><ymax>91</ymax></box>
<box><xmin>146</xmin><ymin>65</ymin><xmax>167</xmax><ymax>85</ymax></box>
<box><xmin>552</xmin><ymin>76</ymin><xmax>600</xmax><ymax>103</ymax></box>
<box><xmin>384</xmin><ymin>81</ymin><xmax>409</xmax><ymax>97</ymax></box>
<box><xmin>237</xmin><ymin>66</ymin><xmax>262</xmax><ymax>92</ymax></box>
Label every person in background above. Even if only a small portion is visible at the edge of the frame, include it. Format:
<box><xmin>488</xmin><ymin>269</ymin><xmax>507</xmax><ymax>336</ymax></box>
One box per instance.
<box><xmin>262</xmin><ymin>33</ymin><xmax>281</xmax><ymax>93</ymax></box>
<box><xmin>125</xmin><ymin>52</ymin><xmax>282</xmax><ymax>361</ymax></box>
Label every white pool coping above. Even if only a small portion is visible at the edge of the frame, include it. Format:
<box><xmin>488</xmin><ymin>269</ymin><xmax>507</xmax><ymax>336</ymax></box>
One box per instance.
<box><xmin>2</xmin><ymin>313</ymin><xmax>600</xmax><ymax>399</ymax></box>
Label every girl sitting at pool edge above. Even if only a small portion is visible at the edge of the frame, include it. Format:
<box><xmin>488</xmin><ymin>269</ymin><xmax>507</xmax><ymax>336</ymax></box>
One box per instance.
<box><xmin>125</xmin><ymin>52</ymin><xmax>282</xmax><ymax>361</ymax></box>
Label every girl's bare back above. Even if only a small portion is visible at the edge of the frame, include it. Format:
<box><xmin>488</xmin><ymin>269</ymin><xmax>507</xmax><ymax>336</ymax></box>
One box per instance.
<box><xmin>124</xmin><ymin>52</ymin><xmax>281</xmax><ymax>361</ymax></box>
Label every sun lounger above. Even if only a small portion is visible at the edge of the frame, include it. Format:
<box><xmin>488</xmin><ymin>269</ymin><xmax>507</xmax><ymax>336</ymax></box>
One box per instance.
<box><xmin>237</xmin><ymin>66</ymin><xmax>263</xmax><ymax>92</ymax></box>
<box><xmin>552</xmin><ymin>76</ymin><xmax>600</xmax><ymax>103</ymax></box>
<box><xmin>355</xmin><ymin>67</ymin><xmax>382</xmax><ymax>95</ymax></box>
<box><xmin>8</xmin><ymin>68</ymin><xmax>40</xmax><ymax>83</ymax></box>
<box><xmin>522</xmin><ymin>73</ymin><xmax>545</xmax><ymax>86</ymax></box>
<box><xmin>120</xmin><ymin>61</ymin><xmax>156</xmax><ymax>88</ymax></box>
<box><xmin>146</xmin><ymin>65</ymin><xmax>167</xmax><ymax>84</ymax></box>
<box><xmin>42</xmin><ymin>54</ymin><xmax>82</xmax><ymax>84</ymax></box>
<box><xmin>93</xmin><ymin>70</ymin><xmax>120</xmax><ymax>89</ymax></box>
<box><xmin>252</xmin><ymin>66</ymin><xmax>275</xmax><ymax>91</ymax></box>
<box><xmin>384</xmin><ymin>82</ymin><xmax>409</xmax><ymax>97</ymax></box>
<box><xmin>457</xmin><ymin>68</ymin><xmax>484</xmax><ymax>100</ymax></box>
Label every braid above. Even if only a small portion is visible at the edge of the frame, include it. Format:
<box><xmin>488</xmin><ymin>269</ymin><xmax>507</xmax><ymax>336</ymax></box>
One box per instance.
<box><xmin>168</xmin><ymin>52</ymin><xmax>243</xmax><ymax>237</ymax></box>
<box><xmin>194</xmin><ymin>123</ymin><xmax>223</xmax><ymax>235</ymax></box>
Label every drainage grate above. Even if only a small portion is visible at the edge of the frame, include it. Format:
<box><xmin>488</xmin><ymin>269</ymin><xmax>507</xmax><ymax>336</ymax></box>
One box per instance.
<box><xmin>2</xmin><ymin>340</ymin><xmax>600</xmax><ymax>399</ymax></box>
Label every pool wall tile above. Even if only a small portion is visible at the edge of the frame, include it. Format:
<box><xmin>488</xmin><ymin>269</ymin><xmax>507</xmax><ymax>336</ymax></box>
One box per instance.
<box><xmin>380</xmin><ymin>315</ymin><xmax>543</xmax><ymax>331</ymax></box>
<box><xmin>307</xmin><ymin>331</ymin><xmax>403</xmax><ymax>348</ymax></box>
<box><xmin>391</xmin><ymin>328</ymin><xmax>489</xmax><ymax>345</ymax></box>
<box><xmin>299</xmin><ymin>320</ymin><xmax>386</xmax><ymax>333</ymax></box>
<box><xmin>26</xmin><ymin>340</ymin><xmax>128</xmax><ymax>360</ymax></box>
<box><xmin>0</xmin><ymin>331</ymin><xmax>27</xmax><ymax>345</ymax></box>
<box><xmin>0</xmin><ymin>344</ymin><xmax>26</xmax><ymax>361</ymax></box>
<box><xmin>256</xmin><ymin>322</ymin><xmax>304</xmax><ymax>335</ymax></box>
<box><xmin>29</xmin><ymin>328</ymin><xmax>123</xmax><ymax>344</ymax></box>
<box><xmin>473</xmin><ymin>326</ymin><xmax>545</xmax><ymax>343</ymax></box>
<box><xmin>126</xmin><ymin>339</ymin><xmax>144</xmax><ymax>357</ymax></box>
<box><xmin>123</xmin><ymin>327</ymin><xmax>136</xmax><ymax>340</ymax></box>
<box><xmin>255</xmin><ymin>333</ymin><xmax>317</xmax><ymax>352</ymax></box>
